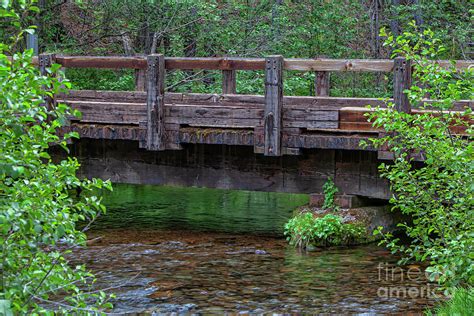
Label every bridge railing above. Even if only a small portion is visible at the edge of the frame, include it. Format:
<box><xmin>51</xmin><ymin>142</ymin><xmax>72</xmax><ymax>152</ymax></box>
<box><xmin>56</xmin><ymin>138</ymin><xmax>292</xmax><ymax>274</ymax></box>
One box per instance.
<box><xmin>32</xmin><ymin>54</ymin><xmax>472</xmax><ymax>156</ymax></box>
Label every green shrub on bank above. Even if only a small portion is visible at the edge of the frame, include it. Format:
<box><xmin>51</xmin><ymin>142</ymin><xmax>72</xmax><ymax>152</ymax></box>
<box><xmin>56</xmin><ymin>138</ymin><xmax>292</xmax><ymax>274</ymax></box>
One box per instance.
<box><xmin>284</xmin><ymin>213</ymin><xmax>366</xmax><ymax>248</ymax></box>
<box><xmin>426</xmin><ymin>288</ymin><xmax>474</xmax><ymax>316</ymax></box>
<box><xmin>1</xmin><ymin>1</ymin><xmax>112</xmax><ymax>313</ymax></box>
<box><xmin>365</xmin><ymin>25</ymin><xmax>474</xmax><ymax>288</ymax></box>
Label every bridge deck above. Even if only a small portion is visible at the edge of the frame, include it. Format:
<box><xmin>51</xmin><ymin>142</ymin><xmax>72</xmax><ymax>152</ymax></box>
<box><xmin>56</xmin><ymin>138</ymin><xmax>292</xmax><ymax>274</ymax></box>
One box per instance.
<box><xmin>58</xmin><ymin>90</ymin><xmax>471</xmax><ymax>155</ymax></box>
<box><xmin>32</xmin><ymin>54</ymin><xmax>471</xmax><ymax>157</ymax></box>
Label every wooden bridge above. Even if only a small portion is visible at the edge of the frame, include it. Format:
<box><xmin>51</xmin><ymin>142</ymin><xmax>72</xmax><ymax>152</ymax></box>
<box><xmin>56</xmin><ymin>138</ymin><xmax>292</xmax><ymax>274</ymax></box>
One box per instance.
<box><xmin>41</xmin><ymin>54</ymin><xmax>472</xmax><ymax>200</ymax></box>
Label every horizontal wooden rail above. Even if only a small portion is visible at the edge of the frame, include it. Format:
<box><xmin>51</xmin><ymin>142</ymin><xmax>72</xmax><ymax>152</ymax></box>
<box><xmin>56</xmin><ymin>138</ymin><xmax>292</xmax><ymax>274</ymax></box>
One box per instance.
<box><xmin>28</xmin><ymin>52</ymin><xmax>472</xmax><ymax>157</ymax></box>
<box><xmin>21</xmin><ymin>55</ymin><xmax>472</xmax><ymax>72</ymax></box>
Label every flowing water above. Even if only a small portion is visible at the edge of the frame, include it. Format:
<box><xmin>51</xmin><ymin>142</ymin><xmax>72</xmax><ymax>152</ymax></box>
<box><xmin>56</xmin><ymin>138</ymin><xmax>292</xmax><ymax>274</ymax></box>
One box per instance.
<box><xmin>75</xmin><ymin>184</ymin><xmax>439</xmax><ymax>314</ymax></box>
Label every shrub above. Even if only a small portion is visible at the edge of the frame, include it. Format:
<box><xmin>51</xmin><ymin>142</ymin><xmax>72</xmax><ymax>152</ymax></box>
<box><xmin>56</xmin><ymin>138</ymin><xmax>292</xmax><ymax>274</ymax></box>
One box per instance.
<box><xmin>284</xmin><ymin>213</ymin><xmax>366</xmax><ymax>248</ymax></box>
<box><xmin>365</xmin><ymin>25</ymin><xmax>473</xmax><ymax>287</ymax></box>
<box><xmin>0</xmin><ymin>1</ymin><xmax>112</xmax><ymax>313</ymax></box>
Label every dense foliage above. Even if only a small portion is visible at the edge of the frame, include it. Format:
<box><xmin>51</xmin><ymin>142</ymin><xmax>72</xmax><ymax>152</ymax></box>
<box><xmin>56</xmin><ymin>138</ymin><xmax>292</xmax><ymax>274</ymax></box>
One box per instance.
<box><xmin>3</xmin><ymin>0</ymin><xmax>469</xmax><ymax>96</ymax></box>
<box><xmin>0</xmin><ymin>0</ymin><xmax>112</xmax><ymax>313</ymax></box>
<box><xmin>365</xmin><ymin>26</ymin><xmax>474</xmax><ymax>288</ymax></box>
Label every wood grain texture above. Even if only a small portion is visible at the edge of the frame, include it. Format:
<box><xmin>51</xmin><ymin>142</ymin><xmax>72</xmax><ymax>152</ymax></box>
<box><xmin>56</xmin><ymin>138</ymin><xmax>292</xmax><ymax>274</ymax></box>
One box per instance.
<box><xmin>56</xmin><ymin>140</ymin><xmax>391</xmax><ymax>199</ymax></box>
<box><xmin>393</xmin><ymin>57</ymin><xmax>412</xmax><ymax>113</ymax></box>
<box><xmin>315</xmin><ymin>71</ymin><xmax>330</xmax><ymax>96</ymax></box>
<box><xmin>222</xmin><ymin>70</ymin><xmax>237</xmax><ymax>94</ymax></box>
<box><xmin>264</xmin><ymin>55</ymin><xmax>284</xmax><ymax>156</ymax></box>
<box><xmin>12</xmin><ymin>55</ymin><xmax>474</xmax><ymax>72</ymax></box>
<box><xmin>146</xmin><ymin>54</ymin><xmax>165</xmax><ymax>150</ymax></box>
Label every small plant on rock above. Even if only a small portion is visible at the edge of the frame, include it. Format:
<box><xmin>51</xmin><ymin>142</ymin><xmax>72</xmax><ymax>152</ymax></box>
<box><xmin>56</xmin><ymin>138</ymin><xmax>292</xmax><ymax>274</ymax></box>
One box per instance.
<box><xmin>322</xmin><ymin>177</ymin><xmax>339</xmax><ymax>211</ymax></box>
<box><xmin>284</xmin><ymin>213</ymin><xmax>366</xmax><ymax>249</ymax></box>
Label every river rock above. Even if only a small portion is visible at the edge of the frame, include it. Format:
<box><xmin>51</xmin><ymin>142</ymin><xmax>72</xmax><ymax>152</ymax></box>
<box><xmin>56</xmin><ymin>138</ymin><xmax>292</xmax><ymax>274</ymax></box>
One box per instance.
<box><xmin>295</xmin><ymin>205</ymin><xmax>405</xmax><ymax>246</ymax></box>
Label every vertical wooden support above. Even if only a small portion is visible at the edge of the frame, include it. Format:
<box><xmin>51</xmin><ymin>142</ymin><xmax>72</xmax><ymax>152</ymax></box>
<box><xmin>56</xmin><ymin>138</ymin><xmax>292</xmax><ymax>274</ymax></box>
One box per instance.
<box><xmin>314</xmin><ymin>56</ymin><xmax>330</xmax><ymax>96</ymax></box>
<box><xmin>222</xmin><ymin>70</ymin><xmax>236</xmax><ymax>94</ymax></box>
<box><xmin>393</xmin><ymin>57</ymin><xmax>412</xmax><ymax>113</ymax></box>
<box><xmin>135</xmin><ymin>68</ymin><xmax>146</xmax><ymax>91</ymax></box>
<box><xmin>264</xmin><ymin>55</ymin><xmax>283</xmax><ymax>156</ymax></box>
<box><xmin>315</xmin><ymin>71</ymin><xmax>330</xmax><ymax>96</ymax></box>
<box><xmin>39</xmin><ymin>53</ymin><xmax>54</xmax><ymax>76</ymax></box>
<box><xmin>39</xmin><ymin>53</ymin><xmax>56</xmax><ymax>110</ymax></box>
<box><xmin>146</xmin><ymin>54</ymin><xmax>165</xmax><ymax>151</ymax></box>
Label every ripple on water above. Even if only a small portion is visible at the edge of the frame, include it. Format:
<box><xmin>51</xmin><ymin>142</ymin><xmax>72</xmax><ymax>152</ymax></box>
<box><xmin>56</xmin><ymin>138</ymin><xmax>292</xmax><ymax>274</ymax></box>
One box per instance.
<box><xmin>70</xmin><ymin>185</ymin><xmax>438</xmax><ymax>314</ymax></box>
<box><xmin>69</xmin><ymin>229</ymin><xmax>439</xmax><ymax>314</ymax></box>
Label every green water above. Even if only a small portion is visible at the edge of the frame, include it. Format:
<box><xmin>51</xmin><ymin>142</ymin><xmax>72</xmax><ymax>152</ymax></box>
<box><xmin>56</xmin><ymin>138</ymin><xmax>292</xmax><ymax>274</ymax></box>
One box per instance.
<box><xmin>97</xmin><ymin>184</ymin><xmax>309</xmax><ymax>235</ymax></box>
<box><xmin>74</xmin><ymin>184</ymin><xmax>438</xmax><ymax>314</ymax></box>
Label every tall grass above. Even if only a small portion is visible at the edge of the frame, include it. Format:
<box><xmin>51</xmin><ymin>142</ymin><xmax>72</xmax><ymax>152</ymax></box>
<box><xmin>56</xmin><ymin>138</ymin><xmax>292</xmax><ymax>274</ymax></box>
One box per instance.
<box><xmin>427</xmin><ymin>288</ymin><xmax>473</xmax><ymax>316</ymax></box>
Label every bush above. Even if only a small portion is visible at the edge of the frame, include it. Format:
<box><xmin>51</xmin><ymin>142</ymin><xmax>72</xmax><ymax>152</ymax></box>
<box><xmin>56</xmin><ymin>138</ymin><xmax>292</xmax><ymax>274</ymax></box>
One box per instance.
<box><xmin>0</xmin><ymin>1</ymin><xmax>112</xmax><ymax>313</ymax></box>
<box><xmin>365</xmin><ymin>25</ymin><xmax>473</xmax><ymax>287</ymax></box>
<box><xmin>284</xmin><ymin>213</ymin><xmax>366</xmax><ymax>248</ymax></box>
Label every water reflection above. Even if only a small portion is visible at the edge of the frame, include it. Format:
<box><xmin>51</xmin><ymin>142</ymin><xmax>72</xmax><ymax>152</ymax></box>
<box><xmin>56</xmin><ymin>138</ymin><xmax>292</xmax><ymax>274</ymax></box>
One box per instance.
<box><xmin>96</xmin><ymin>184</ymin><xmax>309</xmax><ymax>235</ymax></box>
<box><xmin>73</xmin><ymin>184</ymin><xmax>437</xmax><ymax>314</ymax></box>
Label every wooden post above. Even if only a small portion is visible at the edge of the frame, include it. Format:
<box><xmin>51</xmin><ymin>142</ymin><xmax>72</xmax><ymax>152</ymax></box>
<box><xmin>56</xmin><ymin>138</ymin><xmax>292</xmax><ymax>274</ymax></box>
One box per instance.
<box><xmin>264</xmin><ymin>55</ymin><xmax>283</xmax><ymax>156</ymax></box>
<box><xmin>315</xmin><ymin>71</ymin><xmax>330</xmax><ymax>96</ymax></box>
<box><xmin>135</xmin><ymin>68</ymin><xmax>146</xmax><ymax>91</ymax></box>
<box><xmin>39</xmin><ymin>53</ymin><xmax>55</xmax><ymax>76</ymax></box>
<box><xmin>393</xmin><ymin>57</ymin><xmax>412</xmax><ymax>113</ymax></box>
<box><xmin>146</xmin><ymin>54</ymin><xmax>165</xmax><ymax>150</ymax></box>
<box><xmin>222</xmin><ymin>70</ymin><xmax>236</xmax><ymax>94</ymax></box>
<box><xmin>39</xmin><ymin>53</ymin><xmax>56</xmax><ymax>110</ymax></box>
<box><xmin>314</xmin><ymin>56</ymin><xmax>330</xmax><ymax>96</ymax></box>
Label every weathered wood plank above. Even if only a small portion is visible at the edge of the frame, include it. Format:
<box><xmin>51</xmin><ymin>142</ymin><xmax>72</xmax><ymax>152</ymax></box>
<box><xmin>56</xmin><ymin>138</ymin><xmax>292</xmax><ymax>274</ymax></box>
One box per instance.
<box><xmin>146</xmin><ymin>54</ymin><xmax>166</xmax><ymax>150</ymax></box>
<box><xmin>263</xmin><ymin>55</ymin><xmax>284</xmax><ymax>156</ymax></box>
<box><xmin>284</xmin><ymin>109</ymin><xmax>338</xmax><ymax>121</ymax></box>
<box><xmin>285</xmin><ymin>59</ymin><xmax>394</xmax><ymax>72</ymax></box>
<box><xmin>56</xmin><ymin>56</ymin><xmax>147</xmax><ymax>69</ymax></box>
<box><xmin>60</xmin><ymin>90</ymin><xmax>472</xmax><ymax>111</ymax></box>
<box><xmin>61</xmin><ymin>123</ymin><xmax>144</xmax><ymax>141</ymax></box>
<box><xmin>165</xmin><ymin>117</ymin><xmax>260</xmax><ymax>128</ymax></box>
<box><xmin>135</xmin><ymin>68</ymin><xmax>146</xmax><ymax>91</ymax></box>
<box><xmin>39</xmin><ymin>53</ymin><xmax>55</xmax><ymax>76</ymax></box>
<box><xmin>39</xmin><ymin>53</ymin><xmax>56</xmax><ymax>111</ymax></box>
<box><xmin>393</xmin><ymin>57</ymin><xmax>412</xmax><ymax>113</ymax></box>
<box><xmin>166</xmin><ymin>104</ymin><xmax>264</xmax><ymax>119</ymax></box>
<box><xmin>165</xmin><ymin>57</ymin><xmax>265</xmax><ymax>70</ymax></box>
<box><xmin>222</xmin><ymin>70</ymin><xmax>237</xmax><ymax>94</ymax></box>
<box><xmin>64</xmin><ymin>100</ymin><xmax>145</xmax><ymax>124</ymax></box>
<box><xmin>315</xmin><ymin>70</ymin><xmax>330</xmax><ymax>96</ymax></box>
<box><xmin>339</xmin><ymin>122</ymin><xmax>379</xmax><ymax>131</ymax></box>
<box><xmin>179</xmin><ymin>127</ymin><xmax>254</xmax><ymax>146</ymax></box>
<box><xmin>16</xmin><ymin>55</ymin><xmax>474</xmax><ymax>73</ymax></box>
<box><xmin>285</xmin><ymin>121</ymin><xmax>338</xmax><ymax>129</ymax></box>
<box><xmin>254</xmin><ymin>146</ymin><xmax>301</xmax><ymax>155</ymax></box>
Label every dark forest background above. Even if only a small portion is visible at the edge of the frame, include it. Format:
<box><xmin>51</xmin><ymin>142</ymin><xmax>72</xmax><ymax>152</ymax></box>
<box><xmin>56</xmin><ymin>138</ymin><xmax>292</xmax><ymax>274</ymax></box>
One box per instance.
<box><xmin>11</xmin><ymin>0</ymin><xmax>473</xmax><ymax>96</ymax></box>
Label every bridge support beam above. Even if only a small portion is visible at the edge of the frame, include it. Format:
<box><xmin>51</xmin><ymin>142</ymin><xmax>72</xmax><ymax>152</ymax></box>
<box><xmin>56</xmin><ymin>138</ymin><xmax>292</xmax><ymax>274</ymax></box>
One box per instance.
<box><xmin>393</xmin><ymin>56</ymin><xmax>412</xmax><ymax>113</ymax></box>
<box><xmin>314</xmin><ymin>55</ymin><xmax>330</xmax><ymax>96</ymax></box>
<box><xmin>378</xmin><ymin>57</ymin><xmax>412</xmax><ymax>160</ymax></box>
<box><xmin>222</xmin><ymin>69</ymin><xmax>236</xmax><ymax>94</ymax></box>
<box><xmin>145</xmin><ymin>54</ymin><xmax>165</xmax><ymax>151</ymax></box>
<box><xmin>39</xmin><ymin>53</ymin><xmax>57</xmax><ymax>112</ymax></box>
<box><xmin>263</xmin><ymin>55</ymin><xmax>283</xmax><ymax>156</ymax></box>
